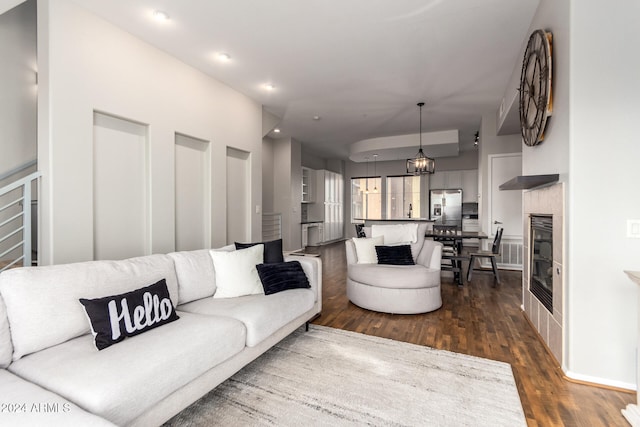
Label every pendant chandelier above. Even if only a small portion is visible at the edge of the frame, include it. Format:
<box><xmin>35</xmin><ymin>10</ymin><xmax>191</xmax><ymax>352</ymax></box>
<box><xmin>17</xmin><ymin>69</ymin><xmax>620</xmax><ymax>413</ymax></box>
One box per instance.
<box><xmin>372</xmin><ymin>154</ymin><xmax>378</xmax><ymax>193</ymax></box>
<box><xmin>406</xmin><ymin>102</ymin><xmax>435</xmax><ymax>175</ymax></box>
<box><xmin>365</xmin><ymin>156</ymin><xmax>370</xmax><ymax>194</ymax></box>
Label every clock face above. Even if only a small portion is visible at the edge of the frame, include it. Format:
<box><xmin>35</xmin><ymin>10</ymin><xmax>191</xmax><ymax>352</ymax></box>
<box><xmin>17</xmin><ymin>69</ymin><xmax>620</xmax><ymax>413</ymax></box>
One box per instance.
<box><xmin>519</xmin><ymin>29</ymin><xmax>553</xmax><ymax>147</ymax></box>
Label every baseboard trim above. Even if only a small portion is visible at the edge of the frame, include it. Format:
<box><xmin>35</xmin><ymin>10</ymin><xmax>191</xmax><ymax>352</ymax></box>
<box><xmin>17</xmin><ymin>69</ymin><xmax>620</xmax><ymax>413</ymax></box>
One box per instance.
<box><xmin>521</xmin><ymin>308</ymin><xmax>636</xmax><ymax>394</ymax></box>
<box><xmin>564</xmin><ymin>370</ymin><xmax>635</xmax><ymax>394</ymax></box>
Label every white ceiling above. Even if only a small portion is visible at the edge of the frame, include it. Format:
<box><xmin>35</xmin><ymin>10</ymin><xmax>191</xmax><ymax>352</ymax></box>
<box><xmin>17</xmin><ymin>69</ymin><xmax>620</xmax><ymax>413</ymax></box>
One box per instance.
<box><xmin>46</xmin><ymin>0</ymin><xmax>539</xmax><ymax>161</ymax></box>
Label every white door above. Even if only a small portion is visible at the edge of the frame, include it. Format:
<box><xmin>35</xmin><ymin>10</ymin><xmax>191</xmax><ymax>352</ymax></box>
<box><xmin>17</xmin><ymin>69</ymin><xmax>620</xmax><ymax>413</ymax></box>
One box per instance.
<box><xmin>226</xmin><ymin>147</ymin><xmax>250</xmax><ymax>244</ymax></box>
<box><xmin>487</xmin><ymin>153</ymin><xmax>523</xmax><ymax>269</ymax></box>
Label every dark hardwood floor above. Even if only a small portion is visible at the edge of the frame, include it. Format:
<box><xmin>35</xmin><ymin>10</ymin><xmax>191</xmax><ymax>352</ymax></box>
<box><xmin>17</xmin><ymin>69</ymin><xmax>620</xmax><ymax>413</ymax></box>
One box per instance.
<box><xmin>308</xmin><ymin>241</ymin><xmax>634</xmax><ymax>426</ymax></box>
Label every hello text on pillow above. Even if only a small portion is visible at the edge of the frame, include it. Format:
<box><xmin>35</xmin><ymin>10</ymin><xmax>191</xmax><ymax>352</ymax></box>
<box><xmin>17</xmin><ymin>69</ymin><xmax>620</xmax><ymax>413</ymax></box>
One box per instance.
<box><xmin>79</xmin><ymin>279</ymin><xmax>180</xmax><ymax>351</ymax></box>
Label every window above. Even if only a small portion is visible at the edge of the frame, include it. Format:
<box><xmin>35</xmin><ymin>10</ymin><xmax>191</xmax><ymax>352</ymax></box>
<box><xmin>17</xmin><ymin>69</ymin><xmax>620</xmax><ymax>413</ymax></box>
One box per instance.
<box><xmin>386</xmin><ymin>176</ymin><xmax>421</xmax><ymax>219</ymax></box>
<box><xmin>351</xmin><ymin>177</ymin><xmax>381</xmax><ymax>221</ymax></box>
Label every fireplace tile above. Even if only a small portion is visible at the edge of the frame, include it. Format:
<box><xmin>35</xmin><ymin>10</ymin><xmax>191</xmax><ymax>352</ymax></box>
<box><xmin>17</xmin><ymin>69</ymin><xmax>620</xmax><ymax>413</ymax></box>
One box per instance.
<box><xmin>553</xmin><ymin>214</ymin><xmax>563</xmax><ymax>265</ymax></box>
<box><xmin>553</xmin><ymin>260</ymin><xmax>563</xmax><ymax>318</ymax></box>
<box><xmin>523</xmin><ymin>190</ymin><xmax>532</xmax><ymax>212</ymax></box>
<box><xmin>540</xmin><ymin>302</ymin><xmax>549</xmax><ymax>341</ymax></box>
<box><xmin>549</xmin><ymin>317</ymin><xmax>562</xmax><ymax>364</ymax></box>
<box><xmin>522</xmin><ymin>183</ymin><xmax>564</xmax><ymax>368</ymax></box>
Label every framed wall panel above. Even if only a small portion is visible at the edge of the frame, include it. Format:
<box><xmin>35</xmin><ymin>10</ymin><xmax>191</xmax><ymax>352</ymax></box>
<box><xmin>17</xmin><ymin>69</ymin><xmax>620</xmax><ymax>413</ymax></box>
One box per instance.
<box><xmin>93</xmin><ymin>112</ymin><xmax>148</xmax><ymax>260</ymax></box>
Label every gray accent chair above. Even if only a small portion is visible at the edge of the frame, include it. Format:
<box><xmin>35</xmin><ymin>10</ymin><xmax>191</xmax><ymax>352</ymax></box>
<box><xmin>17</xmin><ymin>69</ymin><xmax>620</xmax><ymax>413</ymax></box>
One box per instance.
<box><xmin>345</xmin><ymin>223</ymin><xmax>443</xmax><ymax>314</ymax></box>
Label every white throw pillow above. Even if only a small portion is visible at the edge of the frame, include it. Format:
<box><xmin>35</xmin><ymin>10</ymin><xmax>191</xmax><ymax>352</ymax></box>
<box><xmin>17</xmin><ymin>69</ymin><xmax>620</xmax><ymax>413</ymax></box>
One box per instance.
<box><xmin>210</xmin><ymin>245</ymin><xmax>265</xmax><ymax>298</ymax></box>
<box><xmin>352</xmin><ymin>236</ymin><xmax>384</xmax><ymax>264</ymax></box>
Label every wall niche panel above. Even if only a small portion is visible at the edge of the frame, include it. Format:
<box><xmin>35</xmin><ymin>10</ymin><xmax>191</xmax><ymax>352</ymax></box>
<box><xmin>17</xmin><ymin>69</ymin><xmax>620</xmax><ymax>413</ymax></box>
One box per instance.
<box><xmin>175</xmin><ymin>133</ymin><xmax>210</xmax><ymax>251</ymax></box>
<box><xmin>93</xmin><ymin>112</ymin><xmax>148</xmax><ymax>260</ymax></box>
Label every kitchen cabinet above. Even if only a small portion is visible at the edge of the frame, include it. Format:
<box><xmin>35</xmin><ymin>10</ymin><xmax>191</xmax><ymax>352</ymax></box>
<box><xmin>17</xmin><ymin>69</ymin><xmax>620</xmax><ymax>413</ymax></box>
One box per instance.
<box><xmin>309</xmin><ymin>170</ymin><xmax>343</xmax><ymax>243</ymax></box>
<box><xmin>445</xmin><ymin>171</ymin><xmax>463</xmax><ymax>189</ymax></box>
<box><xmin>302</xmin><ymin>222</ymin><xmax>324</xmax><ymax>247</ymax></box>
<box><xmin>429</xmin><ymin>172</ymin><xmax>445</xmax><ymax>189</ymax></box>
<box><xmin>430</xmin><ymin>169</ymin><xmax>478</xmax><ymax>203</ymax></box>
<box><xmin>462</xmin><ymin>170</ymin><xmax>478</xmax><ymax>202</ymax></box>
<box><xmin>302</xmin><ymin>167</ymin><xmax>313</xmax><ymax>203</ymax></box>
<box><xmin>429</xmin><ymin>171</ymin><xmax>461</xmax><ymax>190</ymax></box>
<box><xmin>462</xmin><ymin>218</ymin><xmax>480</xmax><ymax>246</ymax></box>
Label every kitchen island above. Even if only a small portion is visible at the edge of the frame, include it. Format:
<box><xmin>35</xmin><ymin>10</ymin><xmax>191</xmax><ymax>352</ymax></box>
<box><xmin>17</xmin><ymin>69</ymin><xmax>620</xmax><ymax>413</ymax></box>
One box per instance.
<box><xmin>354</xmin><ymin>218</ymin><xmax>435</xmax><ymax>229</ymax></box>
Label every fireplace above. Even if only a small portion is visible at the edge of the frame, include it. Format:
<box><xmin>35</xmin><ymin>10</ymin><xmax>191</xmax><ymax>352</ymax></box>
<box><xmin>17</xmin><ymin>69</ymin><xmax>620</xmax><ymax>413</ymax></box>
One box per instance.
<box><xmin>523</xmin><ymin>183</ymin><xmax>563</xmax><ymax>365</ymax></box>
<box><xmin>530</xmin><ymin>215</ymin><xmax>553</xmax><ymax>312</ymax></box>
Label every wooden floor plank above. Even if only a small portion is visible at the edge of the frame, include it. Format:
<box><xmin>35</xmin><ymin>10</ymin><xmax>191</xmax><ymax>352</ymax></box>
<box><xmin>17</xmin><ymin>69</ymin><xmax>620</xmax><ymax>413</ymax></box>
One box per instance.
<box><xmin>308</xmin><ymin>241</ymin><xmax>634</xmax><ymax>426</ymax></box>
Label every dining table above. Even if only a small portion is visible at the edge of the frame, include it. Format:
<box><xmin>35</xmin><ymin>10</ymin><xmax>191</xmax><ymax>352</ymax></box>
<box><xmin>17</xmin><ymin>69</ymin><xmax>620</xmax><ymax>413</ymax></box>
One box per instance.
<box><xmin>424</xmin><ymin>229</ymin><xmax>489</xmax><ymax>285</ymax></box>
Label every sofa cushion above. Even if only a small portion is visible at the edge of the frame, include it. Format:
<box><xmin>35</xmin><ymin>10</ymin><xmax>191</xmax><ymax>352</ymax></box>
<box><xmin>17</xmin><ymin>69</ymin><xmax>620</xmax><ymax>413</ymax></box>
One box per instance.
<box><xmin>0</xmin><ymin>295</ymin><xmax>12</xmax><ymax>368</ymax></box>
<box><xmin>235</xmin><ymin>238</ymin><xmax>284</xmax><ymax>263</ymax></box>
<box><xmin>375</xmin><ymin>245</ymin><xmax>415</xmax><ymax>265</ymax></box>
<box><xmin>79</xmin><ymin>279</ymin><xmax>180</xmax><ymax>350</ymax></box>
<box><xmin>366</xmin><ymin>223</ymin><xmax>429</xmax><ymax>262</ymax></box>
<box><xmin>0</xmin><ymin>254</ymin><xmax>178</xmax><ymax>361</ymax></box>
<box><xmin>0</xmin><ymin>370</ymin><xmax>116</xmax><ymax>427</ymax></box>
<box><xmin>348</xmin><ymin>263</ymin><xmax>440</xmax><ymax>289</ymax></box>
<box><xmin>178</xmin><ymin>289</ymin><xmax>314</xmax><ymax>347</ymax></box>
<box><xmin>256</xmin><ymin>261</ymin><xmax>310</xmax><ymax>295</ymax></box>
<box><xmin>352</xmin><ymin>236</ymin><xmax>384</xmax><ymax>264</ymax></box>
<box><xmin>7</xmin><ymin>311</ymin><xmax>246</xmax><ymax>426</ymax></box>
<box><xmin>210</xmin><ymin>245</ymin><xmax>265</xmax><ymax>298</ymax></box>
<box><xmin>168</xmin><ymin>249</ymin><xmax>216</xmax><ymax>305</ymax></box>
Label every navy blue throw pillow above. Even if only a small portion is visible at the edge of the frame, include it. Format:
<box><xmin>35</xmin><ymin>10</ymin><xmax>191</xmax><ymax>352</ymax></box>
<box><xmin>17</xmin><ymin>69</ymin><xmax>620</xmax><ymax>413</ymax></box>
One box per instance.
<box><xmin>375</xmin><ymin>245</ymin><xmax>415</xmax><ymax>265</ymax></box>
<box><xmin>235</xmin><ymin>239</ymin><xmax>284</xmax><ymax>264</ymax></box>
<box><xmin>79</xmin><ymin>279</ymin><xmax>179</xmax><ymax>350</ymax></box>
<box><xmin>256</xmin><ymin>261</ymin><xmax>310</xmax><ymax>295</ymax></box>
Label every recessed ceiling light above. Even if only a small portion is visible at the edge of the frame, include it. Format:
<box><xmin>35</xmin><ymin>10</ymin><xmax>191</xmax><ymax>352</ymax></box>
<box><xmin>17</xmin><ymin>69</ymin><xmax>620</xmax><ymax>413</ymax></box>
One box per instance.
<box><xmin>273</xmin><ymin>128</ymin><xmax>281</xmax><ymax>133</ymax></box>
<box><xmin>313</xmin><ymin>115</ymin><xmax>321</xmax><ymax>121</ymax></box>
<box><xmin>152</xmin><ymin>10</ymin><xmax>170</xmax><ymax>22</ymax></box>
<box><xmin>264</xmin><ymin>83</ymin><xmax>276</xmax><ymax>91</ymax></box>
<box><xmin>218</xmin><ymin>53</ymin><xmax>231</xmax><ymax>62</ymax></box>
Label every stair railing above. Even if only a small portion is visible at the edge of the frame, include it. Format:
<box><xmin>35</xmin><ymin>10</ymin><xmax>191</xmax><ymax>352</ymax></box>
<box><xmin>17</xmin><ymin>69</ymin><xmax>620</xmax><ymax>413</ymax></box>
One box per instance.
<box><xmin>0</xmin><ymin>171</ymin><xmax>40</xmax><ymax>273</ymax></box>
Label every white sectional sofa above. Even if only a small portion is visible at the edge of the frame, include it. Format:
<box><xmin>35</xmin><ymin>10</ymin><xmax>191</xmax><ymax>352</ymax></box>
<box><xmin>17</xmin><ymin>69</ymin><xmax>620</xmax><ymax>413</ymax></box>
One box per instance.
<box><xmin>0</xmin><ymin>246</ymin><xmax>322</xmax><ymax>426</ymax></box>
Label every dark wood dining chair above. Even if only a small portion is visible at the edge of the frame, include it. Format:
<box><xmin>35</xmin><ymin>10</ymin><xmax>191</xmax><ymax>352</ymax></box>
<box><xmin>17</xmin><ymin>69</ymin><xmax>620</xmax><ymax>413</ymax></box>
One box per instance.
<box><xmin>467</xmin><ymin>227</ymin><xmax>503</xmax><ymax>284</ymax></box>
<box><xmin>433</xmin><ymin>224</ymin><xmax>466</xmax><ymax>285</ymax></box>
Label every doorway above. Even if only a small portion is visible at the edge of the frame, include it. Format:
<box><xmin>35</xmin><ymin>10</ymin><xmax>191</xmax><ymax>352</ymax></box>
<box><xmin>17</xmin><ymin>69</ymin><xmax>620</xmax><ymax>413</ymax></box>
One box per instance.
<box><xmin>487</xmin><ymin>153</ymin><xmax>523</xmax><ymax>269</ymax></box>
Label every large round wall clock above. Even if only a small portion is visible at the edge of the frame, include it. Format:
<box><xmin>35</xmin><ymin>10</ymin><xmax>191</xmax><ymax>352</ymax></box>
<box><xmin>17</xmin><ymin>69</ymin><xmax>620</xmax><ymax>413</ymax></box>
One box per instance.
<box><xmin>519</xmin><ymin>29</ymin><xmax>553</xmax><ymax>147</ymax></box>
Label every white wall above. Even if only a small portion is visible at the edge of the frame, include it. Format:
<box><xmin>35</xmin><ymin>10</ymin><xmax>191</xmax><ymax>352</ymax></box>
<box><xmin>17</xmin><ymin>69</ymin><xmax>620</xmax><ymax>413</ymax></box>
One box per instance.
<box><xmin>512</xmin><ymin>0</ymin><xmax>640</xmax><ymax>388</ymax></box>
<box><xmin>272</xmin><ymin>137</ymin><xmax>302</xmax><ymax>251</ymax></box>
<box><xmin>37</xmin><ymin>0</ymin><xmax>262</xmax><ymax>264</ymax></box>
<box><xmin>0</xmin><ymin>0</ymin><xmax>36</xmax><ymax>179</ymax></box>
<box><xmin>262</xmin><ymin>137</ymin><xmax>275</xmax><ymax>214</ymax></box>
<box><xmin>565</xmin><ymin>1</ymin><xmax>640</xmax><ymax>388</ymax></box>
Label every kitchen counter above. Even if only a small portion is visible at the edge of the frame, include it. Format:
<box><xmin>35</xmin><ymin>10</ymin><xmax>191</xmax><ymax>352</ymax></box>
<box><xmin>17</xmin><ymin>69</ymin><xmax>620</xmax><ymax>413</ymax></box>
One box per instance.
<box><xmin>353</xmin><ymin>218</ymin><xmax>434</xmax><ymax>222</ymax></box>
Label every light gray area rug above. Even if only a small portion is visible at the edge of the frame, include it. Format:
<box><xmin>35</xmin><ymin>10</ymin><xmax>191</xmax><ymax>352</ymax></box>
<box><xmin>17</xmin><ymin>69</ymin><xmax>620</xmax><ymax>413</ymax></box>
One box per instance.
<box><xmin>164</xmin><ymin>325</ymin><xmax>526</xmax><ymax>426</ymax></box>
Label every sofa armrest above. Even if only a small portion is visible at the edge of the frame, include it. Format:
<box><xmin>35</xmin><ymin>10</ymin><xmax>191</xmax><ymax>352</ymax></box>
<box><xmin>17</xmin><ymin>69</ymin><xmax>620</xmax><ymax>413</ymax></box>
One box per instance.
<box><xmin>284</xmin><ymin>255</ymin><xmax>322</xmax><ymax>309</ymax></box>
<box><xmin>345</xmin><ymin>239</ymin><xmax>357</xmax><ymax>265</ymax></box>
<box><xmin>417</xmin><ymin>240</ymin><xmax>442</xmax><ymax>270</ymax></box>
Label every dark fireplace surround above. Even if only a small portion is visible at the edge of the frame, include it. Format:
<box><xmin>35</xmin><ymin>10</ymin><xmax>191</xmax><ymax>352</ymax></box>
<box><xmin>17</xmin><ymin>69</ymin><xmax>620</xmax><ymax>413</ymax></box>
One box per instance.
<box><xmin>530</xmin><ymin>215</ymin><xmax>553</xmax><ymax>312</ymax></box>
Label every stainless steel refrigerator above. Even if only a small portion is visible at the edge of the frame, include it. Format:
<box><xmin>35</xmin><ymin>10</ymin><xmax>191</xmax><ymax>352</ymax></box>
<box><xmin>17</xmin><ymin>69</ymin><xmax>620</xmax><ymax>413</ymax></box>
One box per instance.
<box><xmin>430</xmin><ymin>189</ymin><xmax>462</xmax><ymax>226</ymax></box>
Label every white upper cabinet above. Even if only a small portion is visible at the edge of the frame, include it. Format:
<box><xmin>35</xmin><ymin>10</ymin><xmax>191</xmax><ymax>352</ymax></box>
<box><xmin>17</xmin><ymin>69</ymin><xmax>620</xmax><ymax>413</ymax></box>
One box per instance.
<box><xmin>429</xmin><ymin>169</ymin><xmax>478</xmax><ymax>202</ymax></box>
<box><xmin>302</xmin><ymin>167</ymin><xmax>314</xmax><ymax>203</ymax></box>
<box><xmin>429</xmin><ymin>172</ymin><xmax>445</xmax><ymax>189</ymax></box>
<box><xmin>445</xmin><ymin>171</ymin><xmax>463</xmax><ymax>189</ymax></box>
<box><xmin>462</xmin><ymin>170</ymin><xmax>478</xmax><ymax>202</ymax></box>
